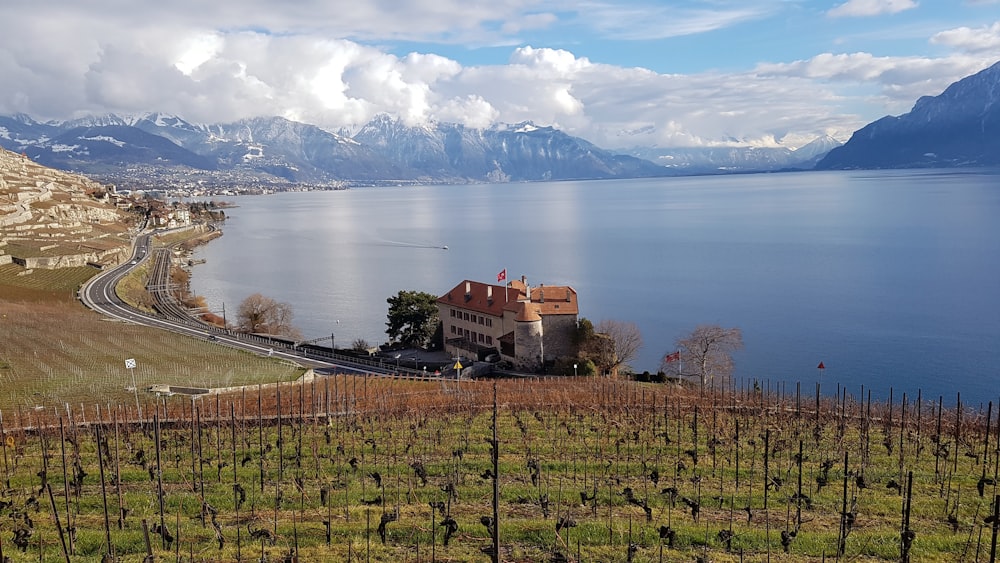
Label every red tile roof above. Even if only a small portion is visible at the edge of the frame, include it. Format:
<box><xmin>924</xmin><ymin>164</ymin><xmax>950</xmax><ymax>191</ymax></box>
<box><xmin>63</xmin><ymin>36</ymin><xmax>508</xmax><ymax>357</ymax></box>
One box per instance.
<box><xmin>438</xmin><ymin>279</ymin><xmax>578</xmax><ymax>319</ymax></box>
<box><xmin>438</xmin><ymin>280</ymin><xmax>524</xmax><ymax>317</ymax></box>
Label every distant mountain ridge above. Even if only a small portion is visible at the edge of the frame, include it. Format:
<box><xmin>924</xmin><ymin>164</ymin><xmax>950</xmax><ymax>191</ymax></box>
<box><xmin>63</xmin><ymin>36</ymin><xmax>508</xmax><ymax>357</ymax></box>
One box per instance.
<box><xmin>8</xmin><ymin>60</ymin><xmax>1000</xmax><ymax>184</ymax></box>
<box><xmin>627</xmin><ymin>135</ymin><xmax>841</xmax><ymax>174</ymax></box>
<box><xmin>0</xmin><ymin>112</ymin><xmax>670</xmax><ymax>184</ymax></box>
<box><xmin>0</xmin><ymin>112</ymin><xmax>834</xmax><ymax>185</ymax></box>
<box><xmin>817</xmin><ymin>60</ymin><xmax>1000</xmax><ymax>169</ymax></box>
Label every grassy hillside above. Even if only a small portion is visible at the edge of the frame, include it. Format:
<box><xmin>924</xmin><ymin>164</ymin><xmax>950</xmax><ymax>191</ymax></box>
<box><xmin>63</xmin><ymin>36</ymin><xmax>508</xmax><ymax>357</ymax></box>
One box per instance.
<box><xmin>0</xmin><ymin>264</ymin><xmax>305</xmax><ymax>410</ymax></box>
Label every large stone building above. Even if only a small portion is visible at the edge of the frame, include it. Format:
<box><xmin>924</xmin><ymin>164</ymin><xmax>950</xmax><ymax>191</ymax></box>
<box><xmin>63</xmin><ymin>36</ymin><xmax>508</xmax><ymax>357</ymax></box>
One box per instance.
<box><xmin>437</xmin><ymin>275</ymin><xmax>579</xmax><ymax>371</ymax></box>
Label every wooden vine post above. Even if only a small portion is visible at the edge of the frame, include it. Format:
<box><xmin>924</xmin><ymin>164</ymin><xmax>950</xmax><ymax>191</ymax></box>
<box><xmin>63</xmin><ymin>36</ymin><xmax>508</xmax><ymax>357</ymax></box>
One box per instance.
<box><xmin>491</xmin><ymin>381</ymin><xmax>500</xmax><ymax>563</ymax></box>
<box><xmin>95</xmin><ymin>418</ymin><xmax>115</xmax><ymax>561</ymax></box>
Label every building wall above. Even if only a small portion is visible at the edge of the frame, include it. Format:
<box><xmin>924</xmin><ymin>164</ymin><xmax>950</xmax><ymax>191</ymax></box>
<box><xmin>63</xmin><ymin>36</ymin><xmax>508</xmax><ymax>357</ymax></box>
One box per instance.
<box><xmin>514</xmin><ymin>318</ymin><xmax>543</xmax><ymax>371</ymax></box>
<box><xmin>438</xmin><ymin>302</ymin><xmax>505</xmax><ymax>359</ymax></box>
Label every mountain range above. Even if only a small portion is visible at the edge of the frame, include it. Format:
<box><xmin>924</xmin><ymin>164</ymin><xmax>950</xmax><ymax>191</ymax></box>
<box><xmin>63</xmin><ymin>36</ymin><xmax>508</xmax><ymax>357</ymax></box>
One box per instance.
<box><xmin>818</xmin><ymin>60</ymin><xmax>1000</xmax><ymax>169</ymax></box>
<box><xmin>0</xmin><ymin>111</ymin><xmax>830</xmax><ymax>187</ymax></box>
<box><xmin>2</xmin><ymin>60</ymin><xmax>998</xmax><ymax>185</ymax></box>
<box><xmin>627</xmin><ymin>135</ymin><xmax>841</xmax><ymax>174</ymax></box>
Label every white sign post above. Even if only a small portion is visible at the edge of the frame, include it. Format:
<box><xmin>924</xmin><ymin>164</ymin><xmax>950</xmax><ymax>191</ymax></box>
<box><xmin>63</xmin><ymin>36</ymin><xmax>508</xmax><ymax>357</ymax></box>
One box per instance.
<box><xmin>125</xmin><ymin>358</ymin><xmax>141</xmax><ymax>419</ymax></box>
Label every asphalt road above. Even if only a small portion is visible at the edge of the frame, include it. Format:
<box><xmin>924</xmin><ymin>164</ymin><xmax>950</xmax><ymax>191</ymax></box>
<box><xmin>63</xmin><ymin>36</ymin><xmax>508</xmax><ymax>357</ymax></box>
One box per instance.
<box><xmin>79</xmin><ymin>230</ymin><xmax>381</xmax><ymax>377</ymax></box>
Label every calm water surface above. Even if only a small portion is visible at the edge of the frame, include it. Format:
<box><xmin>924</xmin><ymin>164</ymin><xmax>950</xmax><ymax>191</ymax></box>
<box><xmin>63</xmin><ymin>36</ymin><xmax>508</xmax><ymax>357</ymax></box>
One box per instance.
<box><xmin>190</xmin><ymin>170</ymin><xmax>1000</xmax><ymax>402</ymax></box>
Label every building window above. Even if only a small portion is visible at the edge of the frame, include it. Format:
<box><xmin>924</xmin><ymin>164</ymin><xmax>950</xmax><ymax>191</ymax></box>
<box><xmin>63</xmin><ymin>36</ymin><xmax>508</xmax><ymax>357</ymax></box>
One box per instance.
<box><xmin>486</xmin><ymin>336</ymin><xmax>493</xmax><ymax>345</ymax></box>
<box><xmin>450</xmin><ymin>326</ymin><xmax>456</xmax><ymax>334</ymax></box>
<box><xmin>479</xmin><ymin>317</ymin><xmax>485</xmax><ymax>325</ymax></box>
<box><xmin>450</xmin><ymin>309</ymin><xmax>456</xmax><ymax>318</ymax></box>
<box><xmin>486</xmin><ymin>318</ymin><xmax>492</xmax><ymax>327</ymax></box>
<box><xmin>464</xmin><ymin>329</ymin><xmax>470</xmax><ymax>338</ymax></box>
<box><xmin>463</xmin><ymin>312</ymin><xmax>469</xmax><ymax>321</ymax></box>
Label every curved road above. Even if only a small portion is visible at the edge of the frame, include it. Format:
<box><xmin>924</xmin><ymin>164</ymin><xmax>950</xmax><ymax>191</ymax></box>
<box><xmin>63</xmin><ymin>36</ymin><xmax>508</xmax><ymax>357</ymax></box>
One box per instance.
<box><xmin>79</xmin><ymin>231</ymin><xmax>382</xmax><ymax>377</ymax></box>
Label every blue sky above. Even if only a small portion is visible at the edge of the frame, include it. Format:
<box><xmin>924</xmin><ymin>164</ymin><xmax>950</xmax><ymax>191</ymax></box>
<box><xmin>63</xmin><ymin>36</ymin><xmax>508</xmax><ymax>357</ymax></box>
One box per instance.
<box><xmin>1</xmin><ymin>0</ymin><xmax>999</xmax><ymax>148</ymax></box>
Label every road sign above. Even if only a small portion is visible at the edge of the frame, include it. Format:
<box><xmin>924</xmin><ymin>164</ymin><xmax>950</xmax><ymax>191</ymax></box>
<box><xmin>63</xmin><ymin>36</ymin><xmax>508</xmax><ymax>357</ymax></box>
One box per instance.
<box><xmin>454</xmin><ymin>361</ymin><xmax>463</xmax><ymax>370</ymax></box>
<box><xmin>125</xmin><ymin>358</ymin><xmax>137</xmax><ymax>369</ymax></box>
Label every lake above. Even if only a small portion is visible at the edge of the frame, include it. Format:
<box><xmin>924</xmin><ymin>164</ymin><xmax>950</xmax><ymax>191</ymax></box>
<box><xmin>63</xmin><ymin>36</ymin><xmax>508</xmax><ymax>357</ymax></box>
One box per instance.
<box><xmin>189</xmin><ymin>169</ymin><xmax>1000</xmax><ymax>403</ymax></box>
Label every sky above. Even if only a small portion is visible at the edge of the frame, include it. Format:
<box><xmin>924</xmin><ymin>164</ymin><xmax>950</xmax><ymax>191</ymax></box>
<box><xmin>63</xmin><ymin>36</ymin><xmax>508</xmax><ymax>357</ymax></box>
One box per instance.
<box><xmin>1</xmin><ymin>0</ymin><xmax>999</xmax><ymax>149</ymax></box>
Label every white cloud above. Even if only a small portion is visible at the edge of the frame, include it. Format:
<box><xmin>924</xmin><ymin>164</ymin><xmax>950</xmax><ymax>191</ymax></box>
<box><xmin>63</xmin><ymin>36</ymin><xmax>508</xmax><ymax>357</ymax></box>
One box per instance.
<box><xmin>174</xmin><ymin>33</ymin><xmax>225</xmax><ymax>75</ymax></box>
<box><xmin>931</xmin><ymin>22</ymin><xmax>1000</xmax><ymax>54</ymax></box>
<box><xmin>0</xmin><ymin>0</ymin><xmax>996</xmax><ymax>152</ymax></box>
<box><xmin>753</xmin><ymin>52</ymin><xmax>1000</xmax><ymax>129</ymax></box>
<box><xmin>828</xmin><ymin>0</ymin><xmax>918</xmax><ymax>18</ymax></box>
<box><xmin>435</xmin><ymin>95</ymin><xmax>499</xmax><ymax>128</ymax></box>
<box><xmin>2</xmin><ymin>23</ymin><xmax>988</xmax><ymax>150</ymax></box>
<box><xmin>571</xmin><ymin>1</ymin><xmax>782</xmax><ymax>41</ymax></box>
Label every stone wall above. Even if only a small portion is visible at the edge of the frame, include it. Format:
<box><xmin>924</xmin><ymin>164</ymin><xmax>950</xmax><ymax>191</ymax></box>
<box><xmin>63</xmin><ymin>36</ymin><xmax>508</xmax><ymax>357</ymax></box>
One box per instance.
<box><xmin>541</xmin><ymin>314</ymin><xmax>578</xmax><ymax>361</ymax></box>
<box><xmin>13</xmin><ymin>246</ymin><xmax>126</xmax><ymax>269</ymax></box>
<box><xmin>513</xmin><ymin>318</ymin><xmax>543</xmax><ymax>371</ymax></box>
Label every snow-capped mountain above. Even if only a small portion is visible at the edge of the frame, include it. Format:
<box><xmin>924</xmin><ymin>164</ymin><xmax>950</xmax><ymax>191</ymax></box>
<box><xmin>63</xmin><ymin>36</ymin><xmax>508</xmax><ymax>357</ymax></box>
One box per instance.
<box><xmin>817</xmin><ymin>60</ymin><xmax>1000</xmax><ymax>169</ymax></box>
<box><xmin>0</xmin><ymin>112</ymin><xmax>672</xmax><ymax>183</ymax></box>
<box><xmin>1</xmin><ymin>109</ymin><xmax>848</xmax><ymax>184</ymax></box>
<box><xmin>186</xmin><ymin>116</ymin><xmax>397</xmax><ymax>182</ymax></box>
<box><xmin>0</xmin><ymin>114</ymin><xmax>58</xmax><ymax>147</ymax></box>
<box><xmin>794</xmin><ymin>135</ymin><xmax>842</xmax><ymax>163</ymax></box>
<box><xmin>353</xmin><ymin>114</ymin><xmax>668</xmax><ymax>181</ymax></box>
<box><xmin>624</xmin><ymin>139</ymin><xmax>840</xmax><ymax>174</ymax></box>
<box><xmin>19</xmin><ymin>124</ymin><xmax>215</xmax><ymax>172</ymax></box>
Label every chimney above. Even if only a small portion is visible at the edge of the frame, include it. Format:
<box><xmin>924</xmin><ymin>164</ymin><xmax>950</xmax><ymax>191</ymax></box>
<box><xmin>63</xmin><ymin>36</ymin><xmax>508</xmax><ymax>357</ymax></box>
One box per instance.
<box><xmin>487</xmin><ymin>285</ymin><xmax>493</xmax><ymax>304</ymax></box>
<box><xmin>539</xmin><ymin>287</ymin><xmax>544</xmax><ymax>303</ymax></box>
<box><xmin>566</xmin><ymin>288</ymin><xmax>572</xmax><ymax>302</ymax></box>
<box><xmin>465</xmin><ymin>281</ymin><xmax>471</xmax><ymax>301</ymax></box>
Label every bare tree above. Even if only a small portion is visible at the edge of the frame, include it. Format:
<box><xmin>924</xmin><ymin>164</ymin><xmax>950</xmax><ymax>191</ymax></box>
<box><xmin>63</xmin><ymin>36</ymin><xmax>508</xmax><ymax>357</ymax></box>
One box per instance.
<box><xmin>591</xmin><ymin>320</ymin><xmax>643</xmax><ymax>377</ymax></box>
<box><xmin>662</xmin><ymin>325</ymin><xmax>743</xmax><ymax>391</ymax></box>
<box><xmin>236</xmin><ymin>293</ymin><xmax>301</xmax><ymax>339</ymax></box>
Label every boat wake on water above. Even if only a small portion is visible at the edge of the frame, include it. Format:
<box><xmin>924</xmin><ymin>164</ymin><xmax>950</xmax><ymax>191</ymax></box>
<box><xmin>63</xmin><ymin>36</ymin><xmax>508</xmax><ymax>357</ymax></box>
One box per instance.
<box><xmin>371</xmin><ymin>238</ymin><xmax>448</xmax><ymax>250</ymax></box>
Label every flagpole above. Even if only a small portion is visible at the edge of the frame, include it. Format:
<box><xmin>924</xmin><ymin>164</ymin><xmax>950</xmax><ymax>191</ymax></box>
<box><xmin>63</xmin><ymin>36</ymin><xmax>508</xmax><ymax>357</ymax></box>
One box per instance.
<box><xmin>498</xmin><ymin>268</ymin><xmax>507</xmax><ymax>302</ymax></box>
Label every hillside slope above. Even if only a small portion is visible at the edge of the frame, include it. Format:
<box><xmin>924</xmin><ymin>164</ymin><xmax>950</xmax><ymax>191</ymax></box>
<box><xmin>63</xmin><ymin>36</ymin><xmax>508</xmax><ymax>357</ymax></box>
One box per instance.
<box><xmin>817</xmin><ymin>60</ymin><xmax>1000</xmax><ymax>169</ymax></box>
<box><xmin>0</xmin><ymin>147</ymin><xmax>131</xmax><ymax>268</ymax></box>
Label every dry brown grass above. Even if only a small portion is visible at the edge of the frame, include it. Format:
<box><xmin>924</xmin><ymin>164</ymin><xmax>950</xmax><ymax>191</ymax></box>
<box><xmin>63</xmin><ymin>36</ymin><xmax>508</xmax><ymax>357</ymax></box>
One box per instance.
<box><xmin>0</xmin><ymin>299</ymin><xmax>306</xmax><ymax>410</ymax></box>
<box><xmin>0</xmin><ymin>263</ymin><xmax>95</xmax><ymax>302</ymax></box>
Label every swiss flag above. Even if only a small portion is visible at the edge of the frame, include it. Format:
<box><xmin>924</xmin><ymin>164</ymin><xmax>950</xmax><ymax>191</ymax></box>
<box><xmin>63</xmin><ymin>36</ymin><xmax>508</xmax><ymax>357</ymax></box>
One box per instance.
<box><xmin>497</xmin><ymin>269</ymin><xmax>507</xmax><ymax>283</ymax></box>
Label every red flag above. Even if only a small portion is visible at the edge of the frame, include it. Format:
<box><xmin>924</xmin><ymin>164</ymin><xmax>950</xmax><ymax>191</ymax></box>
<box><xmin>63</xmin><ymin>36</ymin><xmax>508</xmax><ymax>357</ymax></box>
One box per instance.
<box><xmin>665</xmin><ymin>351</ymin><xmax>681</xmax><ymax>363</ymax></box>
<box><xmin>497</xmin><ymin>269</ymin><xmax>506</xmax><ymax>283</ymax></box>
